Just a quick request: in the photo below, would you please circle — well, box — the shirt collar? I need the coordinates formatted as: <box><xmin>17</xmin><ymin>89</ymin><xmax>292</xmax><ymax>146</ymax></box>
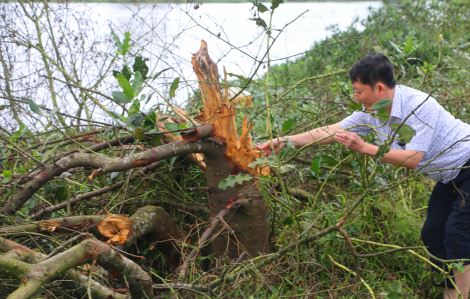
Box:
<box><xmin>390</xmin><ymin>85</ymin><xmax>402</xmax><ymax>119</ymax></box>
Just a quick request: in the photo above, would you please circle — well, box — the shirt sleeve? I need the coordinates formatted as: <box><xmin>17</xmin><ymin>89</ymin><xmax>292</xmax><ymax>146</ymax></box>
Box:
<box><xmin>404</xmin><ymin>99</ymin><xmax>439</xmax><ymax>152</ymax></box>
<box><xmin>340</xmin><ymin>112</ymin><xmax>373</xmax><ymax>136</ymax></box>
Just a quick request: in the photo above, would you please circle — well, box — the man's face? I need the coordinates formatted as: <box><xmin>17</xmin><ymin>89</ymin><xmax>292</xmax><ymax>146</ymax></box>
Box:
<box><xmin>351</xmin><ymin>80</ymin><xmax>380</xmax><ymax>109</ymax></box>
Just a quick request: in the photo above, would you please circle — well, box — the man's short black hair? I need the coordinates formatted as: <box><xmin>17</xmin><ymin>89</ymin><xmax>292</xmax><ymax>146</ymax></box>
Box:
<box><xmin>349</xmin><ymin>53</ymin><xmax>396</xmax><ymax>89</ymax></box>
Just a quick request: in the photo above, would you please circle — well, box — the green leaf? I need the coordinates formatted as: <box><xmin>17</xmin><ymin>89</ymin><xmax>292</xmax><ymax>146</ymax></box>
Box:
<box><xmin>26</xmin><ymin>98</ymin><xmax>44</xmax><ymax>116</ymax></box>
<box><xmin>153</xmin><ymin>68</ymin><xmax>171</xmax><ymax>80</ymax></box>
<box><xmin>403</xmin><ymin>37</ymin><xmax>413</xmax><ymax>54</ymax></box>
<box><xmin>279</xmin><ymin>138</ymin><xmax>295</xmax><ymax>159</ymax></box>
<box><xmin>164</xmin><ymin>122</ymin><xmax>180</xmax><ymax>136</ymax></box>
<box><xmin>169</xmin><ymin>77</ymin><xmax>180</xmax><ymax>99</ymax></box>
<box><xmin>386</xmin><ymin>281</ymin><xmax>402</xmax><ymax>299</ymax></box>
<box><xmin>122</xmin><ymin>31</ymin><xmax>131</xmax><ymax>56</ymax></box>
<box><xmin>282</xmin><ymin>119</ymin><xmax>294</xmax><ymax>133</ymax></box>
<box><xmin>111</xmin><ymin>91</ymin><xmax>132</xmax><ymax>104</ymax></box>
<box><xmin>145</xmin><ymin>92</ymin><xmax>156</xmax><ymax>104</ymax></box>
<box><xmin>48</xmin><ymin>107</ymin><xmax>59</xmax><ymax>120</ymax></box>
<box><xmin>282</xmin><ymin>217</ymin><xmax>293</xmax><ymax>226</ymax></box>
<box><xmin>348</xmin><ymin>101</ymin><xmax>362</xmax><ymax>112</ymax></box>
<box><xmin>133</xmin><ymin>56</ymin><xmax>149</xmax><ymax>79</ymax></box>
<box><xmin>24</xmin><ymin>197</ymin><xmax>38</xmax><ymax>209</ymax></box>
<box><xmin>248</xmin><ymin>157</ymin><xmax>277</xmax><ymax>168</ymax></box>
<box><xmin>132</xmin><ymin>71</ymin><xmax>143</xmax><ymax>95</ymax></box>
<box><xmin>390</xmin><ymin>41</ymin><xmax>404</xmax><ymax>57</ymax></box>
<box><xmin>370</xmin><ymin>99</ymin><xmax>392</xmax><ymax>111</ymax></box>
<box><xmin>271</xmin><ymin>0</ymin><xmax>283</xmax><ymax>10</ymax></box>
<box><xmin>151</xmin><ymin>135</ymin><xmax>164</xmax><ymax>147</ymax></box>
<box><xmin>121</xmin><ymin>65</ymin><xmax>132</xmax><ymax>81</ymax></box>
<box><xmin>457</xmin><ymin>42</ymin><xmax>470</xmax><ymax>49</ymax></box>
<box><xmin>432</xmin><ymin>271</ymin><xmax>445</xmax><ymax>286</ymax></box>
<box><xmin>249</xmin><ymin>18</ymin><xmax>267</xmax><ymax>28</ymax></box>
<box><xmin>454</xmin><ymin>262</ymin><xmax>466</xmax><ymax>273</ymax></box>
<box><xmin>218</xmin><ymin>174</ymin><xmax>253</xmax><ymax>190</ymax></box>
<box><xmin>128</xmin><ymin>99</ymin><xmax>141</xmax><ymax>116</ymax></box>
<box><xmin>268</xmin><ymin>285</ymin><xmax>278</xmax><ymax>294</ymax></box>
<box><xmin>2</xmin><ymin>177</ymin><xmax>11</xmax><ymax>183</ymax></box>
<box><xmin>321</xmin><ymin>155</ymin><xmax>338</xmax><ymax>166</ymax></box>
<box><xmin>389</xmin><ymin>123</ymin><xmax>416</xmax><ymax>143</ymax></box>
<box><xmin>375</xmin><ymin>144</ymin><xmax>391</xmax><ymax>159</ymax></box>
<box><xmin>311</xmin><ymin>158</ymin><xmax>321</xmax><ymax>175</ymax></box>
<box><xmin>9</xmin><ymin>124</ymin><xmax>25</xmax><ymax>142</ymax></box>
<box><xmin>134</xmin><ymin>128</ymin><xmax>144</xmax><ymax>141</ymax></box>
<box><xmin>56</xmin><ymin>185</ymin><xmax>68</xmax><ymax>201</ymax></box>
<box><xmin>167</xmin><ymin>156</ymin><xmax>179</xmax><ymax>166</ymax></box>
<box><xmin>250</xmin><ymin>1</ymin><xmax>268</xmax><ymax>13</ymax></box>
<box><xmin>116</xmin><ymin>74</ymin><xmax>134</xmax><ymax>99</ymax></box>
<box><xmin>126</xmin><ymin>113</ymin><xmax>145</xmax><ymax>129</ymax></box>
<box><xmin>109</xmin><ymin>111</ymin><xmax>124</xmax><ymax>120</ymax></box>
<box><xmin>376</xmin><ymin>110</ymin><xmax>390</xmax><ymax>123</ymax></box>
<box><xmin>43</xmin><ymin>184</ymin><xmax>55</xmax><ymax>195</ymax></box>
<box><xmin>111</xmin><ymin>30</ymin><xmax>122</xmax><ymax>53</ymax></box>
<box><xmin>2</xmin><ymin>170</ymin><xmax>11</xmax><ymax>177</ymax></box>
<box><xmin>41</xmin><ymin>149</ymin><xmax>55</xmax><ymax>162</ymax></box>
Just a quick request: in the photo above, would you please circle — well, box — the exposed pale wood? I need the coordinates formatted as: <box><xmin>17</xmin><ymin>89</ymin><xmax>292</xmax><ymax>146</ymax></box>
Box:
<box><xmin>191</xmin><ymin>40</ymin><xmax>267</xmax><ymax>177</ymax></box>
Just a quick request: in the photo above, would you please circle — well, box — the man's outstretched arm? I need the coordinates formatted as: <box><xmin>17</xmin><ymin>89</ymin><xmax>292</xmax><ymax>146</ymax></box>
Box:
<box><xmin>334</xmin><ymin>130</ymin><xmax>424</xmax><ymax>170</ymax></box>
<box><xmin>255</xmin><ymin>123</ymin><xmax>343</xmax><ymax>155</ymax></box>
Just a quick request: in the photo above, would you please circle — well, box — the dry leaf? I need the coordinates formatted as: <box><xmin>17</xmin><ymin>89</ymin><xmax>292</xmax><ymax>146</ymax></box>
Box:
<box><xmin>39</xmin><ymin>220</ymin><xmax>62</xmax><ymax>232</ymax></box>
<box><xmin>97</xmin><ymin>211</ymin><xmax>136</xmax><ymax>244</ymax></box>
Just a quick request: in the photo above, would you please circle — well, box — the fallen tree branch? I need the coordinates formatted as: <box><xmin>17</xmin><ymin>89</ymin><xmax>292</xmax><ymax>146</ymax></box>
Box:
<box><xmin>0</xmin><ymin>215</ymin><xmax>104</xmax><ymax>234</ymax></box>
<box><xmin>0</xmin><ymin>205</ymin><xmax>188</xmax><ymax>298</ymax></box>
<box><xmin>2</xmin><ymin>237</ymin><xmax>151</xmax><ymax>299</ymax></box>
<box><xmin>0</xmin><ymin>237</ymin><xmax>129</xmax><ymax>299</ymax></box>
<box><xmin>2</xmin><ymin>134</ymin><xmax>215</xmax><ymax>216</ymax></box>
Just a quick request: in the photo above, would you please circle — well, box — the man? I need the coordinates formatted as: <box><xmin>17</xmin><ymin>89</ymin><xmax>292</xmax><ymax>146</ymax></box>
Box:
<box><xmin>255</xmin><ymin>53</ymin><xmax>470</xmax><ymax>299</ymax></box>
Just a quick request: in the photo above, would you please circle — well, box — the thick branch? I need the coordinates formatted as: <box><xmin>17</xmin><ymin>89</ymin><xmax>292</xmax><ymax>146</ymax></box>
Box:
<box><xmin>2</xmin><ymin>137</ymin><xmax>215</xmax><ymax>216</ymax></box>
<box><xmin>5</xmin><ymin>238</ymin><xmax>150</xmax><ymax>299</ymax></box>
<box><xmin>0</xmin><ymin>215</ymin><xmax>104</xmax><ymax>234</ymax></box>
<box><xmin>0</xmin><ymin>236</ymin><xmax>129</xmax><ymax>299</ymax></box>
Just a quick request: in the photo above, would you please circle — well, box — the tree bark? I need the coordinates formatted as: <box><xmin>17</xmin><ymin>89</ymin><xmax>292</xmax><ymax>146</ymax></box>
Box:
<box><xmin>204</xmin><ymin>146</ymin><xmax>269</xmax><ymax>259</ymax></box>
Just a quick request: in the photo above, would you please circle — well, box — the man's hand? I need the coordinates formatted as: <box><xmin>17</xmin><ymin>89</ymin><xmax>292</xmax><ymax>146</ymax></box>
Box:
<box><xmin>254</xmin><ymin>139</ymin><xmax>286</xmax><ymax>156</ymax></box>
<box><xmin>334</xmin><ymin>130</ymin><xmax>366</xmax><ymax>153</ymax></box>
<box><xmin>334</xmin><ymin>130</ymin><xmax>425</xmax><ymax>169</ymax></box>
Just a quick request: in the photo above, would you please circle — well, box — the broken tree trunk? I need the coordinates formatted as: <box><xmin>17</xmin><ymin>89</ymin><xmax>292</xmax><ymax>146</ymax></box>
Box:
<box><xmin>0</xmin><ymin>206</ymin><xmax>185</xmax><ymax>298</ymax></box>
<box><xmin>191</xmin><ymin>40</ymin><xmax>269</xmax><ymax>259</ymax></box>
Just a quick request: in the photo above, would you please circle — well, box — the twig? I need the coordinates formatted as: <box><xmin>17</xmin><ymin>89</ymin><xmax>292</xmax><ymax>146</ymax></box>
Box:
<box><xmin>1</xmin><ymin>96</ymin><xmax>112</xmax><ymax>126</ymax></box>
<box><xmin>327</xmin><ymin>254</ymin><xmax>375</xmax><ymax>299</ymax></box>
<box><xmin>87</xmin><ymin>260</ymin><xmax>95</xmax><ymax>299</ymax></box>
<box><xmin>0</xmin><ymin>133</ymin><xmax>45</xmax><ymax>168</ymax></box>
<box><xmin>43</xmin><ymin>233</ymin><xmax>88</xmax><ymax>261</ymax></box>
<box><xmin>188</xmin><ymin>187</ymin><xmax>210</xmax><ymax>191</ymax></box>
